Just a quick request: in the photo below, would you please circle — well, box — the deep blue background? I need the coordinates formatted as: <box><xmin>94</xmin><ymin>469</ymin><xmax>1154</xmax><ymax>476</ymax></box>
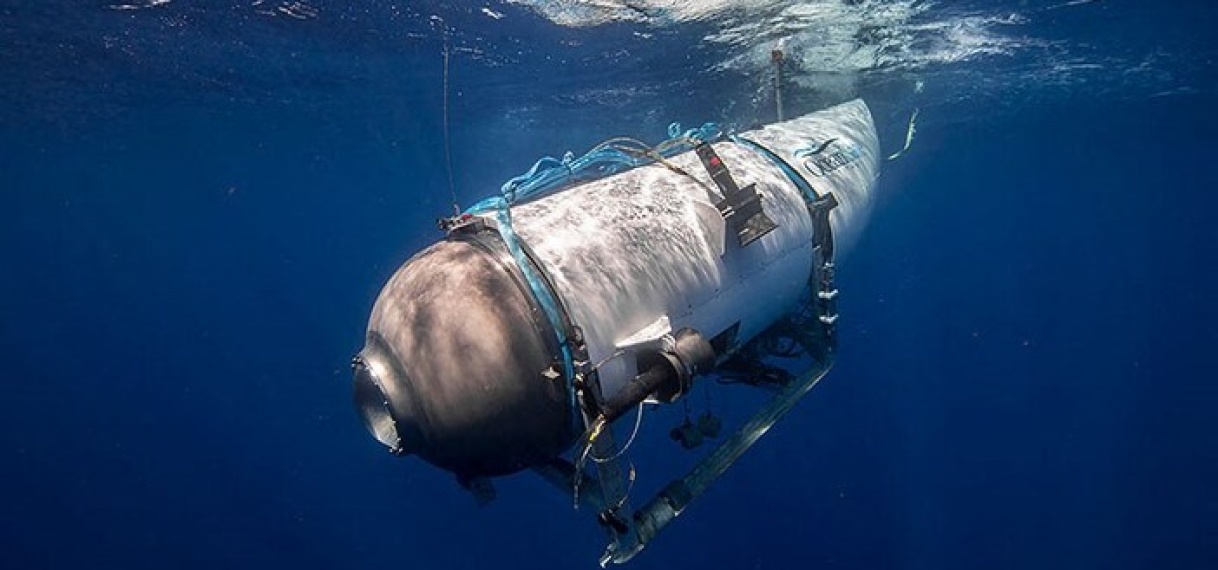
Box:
<box><xmin>2</xmin><ymin>2</ymin><xmax>1216</xmax><ymax>569</ymax></box>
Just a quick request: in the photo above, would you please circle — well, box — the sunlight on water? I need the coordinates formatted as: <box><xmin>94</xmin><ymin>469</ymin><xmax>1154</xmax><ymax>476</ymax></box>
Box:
<box><xmin>2</xmin><ymin>0</ymin><xmax>1204</xmax><ymax>129</ymax></box>
<box><xmin>509</xmin><ymin>0</ymin><xmax>1035</xmax><ymax>72</ymax></box>
<box><xmin>502</xmin><ymin>0</ymin><xmax>1197</xmax><ymax>116</ymax></box>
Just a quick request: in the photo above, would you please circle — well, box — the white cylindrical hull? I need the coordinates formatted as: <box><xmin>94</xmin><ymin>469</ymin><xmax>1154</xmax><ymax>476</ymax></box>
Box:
<box><xmin>509</xmin><ymin>99</ymin><xmax>880</xmax><ymax>399</ymax></box>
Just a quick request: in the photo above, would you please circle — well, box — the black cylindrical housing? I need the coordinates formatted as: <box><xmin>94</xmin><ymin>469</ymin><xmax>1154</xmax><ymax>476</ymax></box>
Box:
<box><xmin>601</xmin><ymin>328</ymin><xmax>715</xmax><ymax>423</ymax></box>
<box><xmin>601</xmin><ymin>361</ymin><xmax>677</xmax><ymax>424</ymax></box>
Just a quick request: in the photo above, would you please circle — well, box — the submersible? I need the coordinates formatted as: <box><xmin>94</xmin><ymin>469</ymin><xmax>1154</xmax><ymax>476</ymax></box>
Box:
<box><xmin>353</xmin><ymin>99</ymin><xmax>880</xmax><ymax>564</ymax></box>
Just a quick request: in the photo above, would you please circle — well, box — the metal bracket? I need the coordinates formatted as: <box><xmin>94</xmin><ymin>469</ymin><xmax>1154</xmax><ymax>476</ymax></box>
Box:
<box><xmin>695</xmin><ymin>143</ymin><xmax>778</xmax><ymax>247</ymax></box>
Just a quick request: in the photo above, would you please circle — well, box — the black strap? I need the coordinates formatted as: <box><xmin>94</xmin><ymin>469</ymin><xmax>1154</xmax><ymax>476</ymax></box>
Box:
<box><xmin>807</xmin><ymin>192</ymin><xmax>839</xmax><ymax>347</ymax></box>
<box><xmin>809</xmin><ymin>192</ymin><xmax>838</xmax><ymax>263</ymax></box>
<box><xmin>695</xmin><ymin>143</ymin><xmax>741</xmax><ymax>195</ymax></box>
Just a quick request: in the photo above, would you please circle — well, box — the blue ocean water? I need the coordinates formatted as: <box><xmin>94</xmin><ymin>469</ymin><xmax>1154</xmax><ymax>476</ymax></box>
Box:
<box><xmin>1</xmin><ymin>1</ymin><xmax>1216</xmax><ymax>568</ymax></box>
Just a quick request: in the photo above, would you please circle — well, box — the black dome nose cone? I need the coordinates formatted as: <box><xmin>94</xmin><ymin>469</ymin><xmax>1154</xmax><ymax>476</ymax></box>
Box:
<box><xmin>355</xmin><ymin>237</ymin><xmax>576</xmax><ymax>476</ymax></box>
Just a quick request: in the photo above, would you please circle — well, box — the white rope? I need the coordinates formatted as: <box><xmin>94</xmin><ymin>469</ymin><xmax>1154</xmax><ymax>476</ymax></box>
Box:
<box><xmin>592</xmin><ymin>403</ymin><xmax>645</xmax><ymax>464</ymax></box>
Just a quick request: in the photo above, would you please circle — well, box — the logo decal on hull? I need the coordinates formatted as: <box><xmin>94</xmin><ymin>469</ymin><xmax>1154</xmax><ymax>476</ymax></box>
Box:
<box><xmin>793</xmin><ymin>139</ymin><xmax>862</xmax><ymax>177</ymax></box>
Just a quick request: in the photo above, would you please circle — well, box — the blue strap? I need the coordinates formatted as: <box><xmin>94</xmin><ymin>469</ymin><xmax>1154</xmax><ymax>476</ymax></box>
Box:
<box><xmin>468</xmin><ymin>197</ymin><xmax>580</xmax><ymax>425</ymax></box>
<box><xmin>484</xmin><ymin>122</ymin><xmax>722</xmax><ymax>211</ymax></box>
<box><xmin>731</xmin><ymin>135</ymin><xmax>820</xmax><ymax>204</ymax></box>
